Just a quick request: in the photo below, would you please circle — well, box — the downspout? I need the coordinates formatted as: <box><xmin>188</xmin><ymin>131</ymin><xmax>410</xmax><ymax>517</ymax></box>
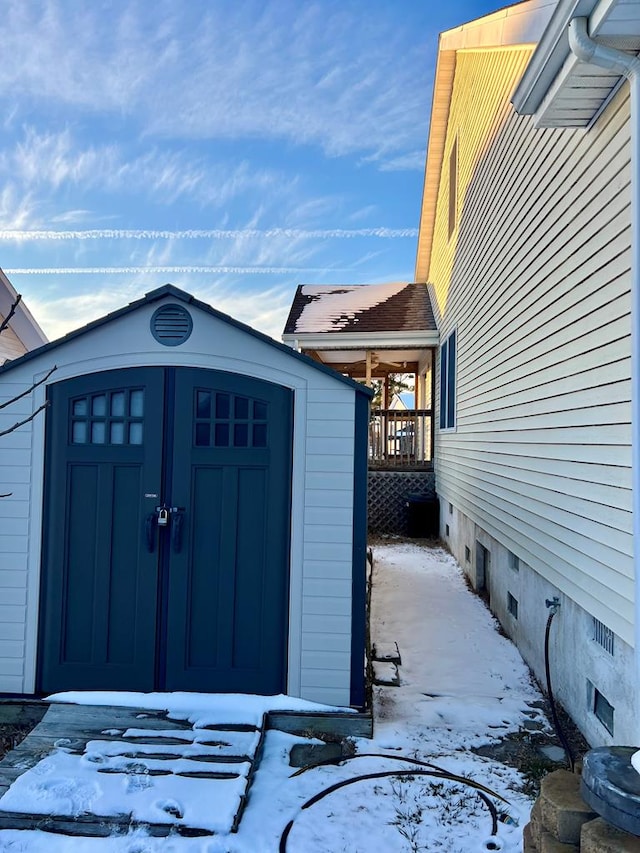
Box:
<box><xmin>568</xmin><ymin>17</ymin><xmax>640</xmax><ymax>742</ymax></box>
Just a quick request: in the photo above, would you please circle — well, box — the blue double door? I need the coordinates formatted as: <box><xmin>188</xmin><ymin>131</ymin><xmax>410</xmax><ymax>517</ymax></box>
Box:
<box><xmin>39</xmin><ymin>367</ymin><xmax>292</xmax><ymax>696</ymax></box>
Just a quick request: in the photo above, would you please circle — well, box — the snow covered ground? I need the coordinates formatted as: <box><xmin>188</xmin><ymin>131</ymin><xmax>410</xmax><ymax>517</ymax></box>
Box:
<box><xmin>0</xmin><ymin>542</ymin><xmax>544</xmax><ymax>852</ymax></box>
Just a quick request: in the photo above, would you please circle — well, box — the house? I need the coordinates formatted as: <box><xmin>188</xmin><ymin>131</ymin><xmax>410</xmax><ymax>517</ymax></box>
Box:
<box><xmin>0</xmin><ymin>285</ymin><xmax>371</xmax><ymax>708</ymax></box>
<box><xmin>418</xmin><ymin>0</ymin><xmax>640</xmax><ymax>746</ymax></box>
<box><xmin>0</xmin><ymin>269</ymin><xmax>48</xmax><ymax>363</ymax></box>
<box><xmin>283</xmin><ymin>281</ymin><xmax>439</xmax><ymax>533</ymax></box>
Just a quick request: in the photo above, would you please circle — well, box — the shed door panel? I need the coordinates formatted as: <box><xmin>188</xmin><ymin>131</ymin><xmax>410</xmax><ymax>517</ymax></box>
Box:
<box><xmin>165</xmin><ymin>368</ymin><xmax>292</xmax><ymax>694</ymax></box>
<box><xmin>40</xmin><ymin>369</ymin><xmax>163</xmax><ymax>693</ymax></box>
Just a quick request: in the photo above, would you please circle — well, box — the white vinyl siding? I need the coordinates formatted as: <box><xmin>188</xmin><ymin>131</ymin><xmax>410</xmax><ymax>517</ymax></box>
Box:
<box><xmin>434</xmin><ymin>68</ymin><xmax>633</xmax><ymax>644</ymax></box>
<box><xmin>0</xmin><ymin>300</ymin><xmax>361</xmax><ymax>704</ymax></box>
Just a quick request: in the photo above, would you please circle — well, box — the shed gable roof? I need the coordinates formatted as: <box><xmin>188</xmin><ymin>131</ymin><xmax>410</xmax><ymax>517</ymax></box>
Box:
<box><xmin>0</xmin><ymin>284</ymin><xmax>372</xmax><ymax>396</ymax></box>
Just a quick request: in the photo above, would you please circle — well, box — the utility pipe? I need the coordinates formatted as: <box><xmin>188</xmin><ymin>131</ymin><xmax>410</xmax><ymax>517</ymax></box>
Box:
<box><xmin>569</xmin><ymin>17</ymin><xmax>640</xmax><ymax>743</ymax></box>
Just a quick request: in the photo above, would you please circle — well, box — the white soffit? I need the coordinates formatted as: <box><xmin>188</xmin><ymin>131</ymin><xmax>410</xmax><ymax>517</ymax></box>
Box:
<box><xmin>524</xmin><ymin>0</ymin><xmax>640</xmax><ymax>127</ymax></box>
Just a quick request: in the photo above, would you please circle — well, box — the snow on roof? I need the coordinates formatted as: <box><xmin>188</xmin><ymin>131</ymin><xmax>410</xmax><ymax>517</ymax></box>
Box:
<box><xmin>283</xmin><ymin>281</ymin><xmax>437</xmax><ymax>335</ymax></box>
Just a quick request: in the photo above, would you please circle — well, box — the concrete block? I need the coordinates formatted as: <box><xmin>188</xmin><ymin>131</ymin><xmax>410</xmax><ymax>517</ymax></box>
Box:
<box><xmin>523</xmin><ymin>821</ymin><xmax>539</xmax><ymax>852</ymax></box>
<box><xmin>530</xmin><ymin>798</ymin><xmax>544</xmax><ymax>848</ymax></box>
<box><xmin>539</xmin><ymin>830</ymin><xmax>579</xmax><ymax>852</ymax></box>
<box><xmin>581</xmin><ymin>817</ymin><xmax>640</xmax><ymax>852</ymax></box>
<box><xmin>541</xmin><ymin>769</ymin><xmax>598</xmax><ymax>844</ymax></box>
<box><xmin>289</xmin><ymin>741</ymin><xmax>343</xmax><ymax>767</ymax></box>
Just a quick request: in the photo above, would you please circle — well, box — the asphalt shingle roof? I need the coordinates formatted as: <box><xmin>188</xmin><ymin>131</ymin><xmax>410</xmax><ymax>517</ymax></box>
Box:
<box><xmin>283</xmin><ymin>282</ymin><xmax>437</xmax><ymax>335</ymax></box>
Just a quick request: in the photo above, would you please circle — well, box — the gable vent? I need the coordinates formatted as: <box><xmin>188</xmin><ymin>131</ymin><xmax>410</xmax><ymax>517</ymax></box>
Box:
<box><xmin>150</xmin><ymin>303</ymin><xmax>193</xmax><ymax>346</ymax></box>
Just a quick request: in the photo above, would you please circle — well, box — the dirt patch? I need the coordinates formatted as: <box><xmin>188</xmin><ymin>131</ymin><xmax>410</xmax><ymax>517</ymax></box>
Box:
<box><xmin>0</xmin><ymin>723</ymin><xmax>33</xmax><ymax>760</ymax></box>
<box><xmin>472</xmin><ymin>697</ymin><xmax>589</xmax><ymax>798</ymax></box>
<box><xmin>0</xmin><ymin>702</ymin><xmax>47</xmax><ymax>762</ymax></box>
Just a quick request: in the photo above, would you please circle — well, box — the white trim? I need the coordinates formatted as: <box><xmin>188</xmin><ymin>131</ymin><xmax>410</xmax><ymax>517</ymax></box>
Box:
<box><xmin>282</xmin><ymin>330</ymin><xmax>439</xmax><ymax>350</ymax></box>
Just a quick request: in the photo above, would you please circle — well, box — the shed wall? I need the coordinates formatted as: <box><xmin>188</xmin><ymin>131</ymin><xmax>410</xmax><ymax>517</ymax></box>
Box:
<box><xmin>0</xmin><ymin>298</ymin><xmax>361</xmax><ymax>705</ymax></box>
<box><xmin>429</xmin><ymin>50</ymin><xmax>632</xmax><ymax>645</ymax></box>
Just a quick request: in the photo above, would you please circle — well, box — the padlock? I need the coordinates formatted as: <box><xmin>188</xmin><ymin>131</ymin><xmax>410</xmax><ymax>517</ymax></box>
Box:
<box><xmin>157</xmin><ymin>506</ymin><xmax>169</xmax><ymax>527</ymax></box>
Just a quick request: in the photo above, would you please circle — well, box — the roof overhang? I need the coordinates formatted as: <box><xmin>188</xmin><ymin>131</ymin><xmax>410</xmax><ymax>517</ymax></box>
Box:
<box><xmin>513</xmin><ymin>0</ymin><xmax>640</xmax><ymax>126</ymax></box>
<box><xmin>0</xmin><ymin>268</ymin><xmax>48</xmax><ymax>349</ymax></box>
<box><xmin>415</xmin><ymin>0</ymin><xmax>556</xmax><ymax>282</ymax></box>
<box><xmin>282</xmin><ymin>330</ymin><xmax>439</xmax><ymax>351</ymax></box>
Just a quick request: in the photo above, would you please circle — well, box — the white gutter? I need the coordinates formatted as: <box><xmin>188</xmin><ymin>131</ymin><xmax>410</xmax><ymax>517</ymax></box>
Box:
<box><xmin>568</xmin><ymin>16</ymin><xmax>640</xmax><ymax>742</ymax></box>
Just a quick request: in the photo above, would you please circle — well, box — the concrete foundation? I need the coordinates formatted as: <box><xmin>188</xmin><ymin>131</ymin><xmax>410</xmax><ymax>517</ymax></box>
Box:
<box><xmin>441</xmin><ymin>503</ymin><xmax>639</xmax><ymax>747</ymax></box>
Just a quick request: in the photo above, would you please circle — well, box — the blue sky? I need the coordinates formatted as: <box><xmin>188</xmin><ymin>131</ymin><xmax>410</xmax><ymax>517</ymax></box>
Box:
<box><xmin>1</xmin><ymin>0</ymin><xmax>503</xmax><ymax>341</ymax></box>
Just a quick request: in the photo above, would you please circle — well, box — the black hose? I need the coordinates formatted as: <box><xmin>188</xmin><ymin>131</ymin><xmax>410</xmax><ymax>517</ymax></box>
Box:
<box><xmin>290</xmin><ymin>752</ymin><xmax>509</xmax><ymax>805</ymax></box>
<box><xmin>545</xmin><ymin>609</ymin><xmax>575</xmax><ymax>772</ymax></box>
<box><xmin>279</xmin><ymin>767</ymin><xmax>504</xmax><ymax>851</ymax></box>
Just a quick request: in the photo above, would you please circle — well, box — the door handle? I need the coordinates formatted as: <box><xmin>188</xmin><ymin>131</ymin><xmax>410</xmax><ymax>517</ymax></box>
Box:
<box><xmin>145</xmin><ymin>512</ymin><xmax>157</xmax><ymax>553</ymax></box>
<box><xmin>172</xmin><ymin>508</ymin><xmax>185</xmax><ymax>553</ymax></box>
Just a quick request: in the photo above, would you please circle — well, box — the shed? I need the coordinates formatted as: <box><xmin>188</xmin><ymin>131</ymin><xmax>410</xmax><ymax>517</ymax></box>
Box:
<box><xmin>0</xmin><ymin>285</ymin><xmax>371</xmax><ymax>708</ymax></box>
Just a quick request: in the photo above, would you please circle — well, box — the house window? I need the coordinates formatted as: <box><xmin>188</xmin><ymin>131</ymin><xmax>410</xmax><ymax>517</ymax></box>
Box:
<box><xmin>439</xmin><ymin>329</ymin><xmax>456</xmax><ymax>430</ymax></box>
<box><xmin>448</xmin><ymin>137</ymin><xmax>458</xmax><ymax>239</ymax></box>
<box><xmin>507</xmin><ymin>592</ymin><xmax>518</xmax><ymax>620</ymax></box>
<box><xmin>508</xmin><ymin>551</ymin><xmax>519</xmax><ymax>572</ymax></box>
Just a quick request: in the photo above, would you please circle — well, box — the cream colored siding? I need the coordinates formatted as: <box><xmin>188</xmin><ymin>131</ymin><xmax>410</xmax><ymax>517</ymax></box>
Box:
<box><xmin>0</xmin><ymin>322</ymin><xmax>27</xmax><ymax>363</ymax></box>
<box><xmin>0</xmin><ymin>298</ymin><xmax>361</xmax><ymax>704</ymax></box>
<box><xmin>431</xmin><ymin>53</ymin><xmax>632</xmax><ymax>643</ymax></box>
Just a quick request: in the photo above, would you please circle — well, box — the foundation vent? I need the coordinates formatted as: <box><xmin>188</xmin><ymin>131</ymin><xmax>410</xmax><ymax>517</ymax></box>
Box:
<box><xmin>593</xmin><ymin>686</ymin><xmax>614</xmax><ymax>735</ymax></box>
<box><xmin>592</xmin><ymin>617</ymin><xmax>614</xmax><ymax>655</ymax></box>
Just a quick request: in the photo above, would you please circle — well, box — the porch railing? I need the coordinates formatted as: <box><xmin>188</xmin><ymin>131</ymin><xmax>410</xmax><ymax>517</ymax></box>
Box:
<box><xmin>369</xmin><ymin>408</ymin><xmax>433</xmax><ymax>467</ymax></box>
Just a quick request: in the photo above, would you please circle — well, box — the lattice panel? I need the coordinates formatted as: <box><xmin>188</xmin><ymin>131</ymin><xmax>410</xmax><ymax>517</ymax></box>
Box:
<box><xmin>368</xmin><ymin>471</ymin><xmax>436</xmax><ymax>535</ymax></box>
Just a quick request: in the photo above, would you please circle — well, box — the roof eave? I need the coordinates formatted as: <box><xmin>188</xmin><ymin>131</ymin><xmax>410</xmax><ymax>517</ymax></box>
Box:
<box><xmin>283</xmin><ymin>330</ymin><xmax>440</xmax><ymax>350</ymax></box>
<box><xmin>513</xmin><ymin>0</ymin><xmax>600</xmax><ymax>113</ymax></box>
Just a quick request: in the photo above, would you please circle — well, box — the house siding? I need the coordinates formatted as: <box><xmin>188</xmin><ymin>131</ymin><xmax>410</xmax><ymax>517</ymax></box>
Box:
<box><xmin>0</xmin><ymin>297</ymin><xmax>363</xmax><ymax>705</ymax></box>
<box><xmin>427</xmin><ymin>47</ymin><xmax>633</xmax><ymax>740</ymax></box>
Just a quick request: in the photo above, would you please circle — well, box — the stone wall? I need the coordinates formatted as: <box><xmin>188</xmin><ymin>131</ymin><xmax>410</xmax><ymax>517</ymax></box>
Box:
<box><xmin>525</xmin><ymin>769</ymin><xmax>640</xmax><ymax>852</ymax></box>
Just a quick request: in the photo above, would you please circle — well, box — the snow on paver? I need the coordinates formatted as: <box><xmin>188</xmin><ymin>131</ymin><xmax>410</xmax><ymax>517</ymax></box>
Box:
<box><xmin>0</xmin><ymin>543</ymin><xmax>542</xmax><ymax>852</ymax></box>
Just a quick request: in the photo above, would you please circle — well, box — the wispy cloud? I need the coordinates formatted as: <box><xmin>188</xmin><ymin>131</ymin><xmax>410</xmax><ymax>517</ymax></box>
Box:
<box><xmin>6</xmin><ymin>265</ymin><xmax>351</xmax><ymax>275</ymax></box>
<box><xmin>0</xmin><ymin>0</ymin><xmax>430</xmax><ymax>170</ymax></box>
<box><xmin>0</xmin><ymin>127</ymin><xmax>286</xmax><ymax>208</ymax></box>
<box><xmin>0</xmin><ymin>227</ymin><xmax>417</xmax><ymax>242</ymax></box>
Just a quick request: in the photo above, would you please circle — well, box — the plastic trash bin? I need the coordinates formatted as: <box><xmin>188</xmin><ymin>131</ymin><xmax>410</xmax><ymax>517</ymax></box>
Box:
<box><xmin>406</xmin><ymin>493</ymin><xmax>439</xmax><ymax>538</ymax></box>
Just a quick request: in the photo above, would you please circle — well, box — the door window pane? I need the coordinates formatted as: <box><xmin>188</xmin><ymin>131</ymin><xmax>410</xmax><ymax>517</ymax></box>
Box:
<box><xmin>110</xmin><ymin>392</ymin><xmax>125</xmax><ymax>417</ymax></box>
<box><xmin>91</xmin><ymin>422</ymin><xmax>106</xmax><ymax>444</ymax></box>
<box><xmin>110</xmin><ymin>422</ymin><xmax>125</xmax><ymax>444</ymax></box>
<box><xmin>129</xmin><ymin>422</ymin><xmax>143</xmax><ymax>445</ymax></box>
<box><xmin>234</xmin><ymin>397</ymin><xmax>249</xmax><ymax>419</ymax></box>
<box><xmin>214</xmin><ymin>423</ymin><xmax>229</xmax><ymax>447</ymax></box>
<box><xmin>195</xmin><ymin>423</ymin><xmax>210</xmax><ymax>446</ymax></box>
<box><xmin>253</xmin><ymin>423</ymin><xmax>267</xmax><ymax>447</ymax></box>
<box><xmin>129</xmin><ymin>390</ymin><xmax>144</xmax><ymax>418</ymax></box>
<box><xmin>234</xmin><ymin>423</ymin><xmax>248</xmax><ymax>447</ymax></box>
<box><xmin>72</xmin><ymin>421</ymin><xmax>87</xmax><ymax>444</ymax></box>
<box><xmin>72</xmin><ymin>398</ymin><xmax>88</xmax><ymax>417</ymax></box>
<box><xmin>92</xmin><ymin>395</ymin><xmax>107</xmax><ymax>417</ymax></box>
<box><xmin>253</xmin><ymin>400</ymin><xmax>267</xmax><ymax>420</ymax></box>
<box><xmin>216</xmin><ymin>393</ymin><xmax>230</xmax><ymax>419</ymax></box>
<box><xmin>196</xmin><ymin>391</ymin><xmax>211</xmax><ymax>419</ymax></box>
